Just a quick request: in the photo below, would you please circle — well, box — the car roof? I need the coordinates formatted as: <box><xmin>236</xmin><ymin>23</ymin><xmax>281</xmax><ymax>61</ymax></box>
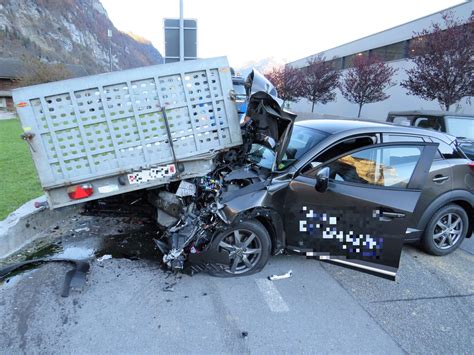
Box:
<box><xmin>295</xmin><ymin>118</ymin><xmax>456</xmax><ymax>142</ymax></box>
<box><xmin>387</xmin><ymin>110</ymin><xmax>474</xmax><ymax>118</ymax></box>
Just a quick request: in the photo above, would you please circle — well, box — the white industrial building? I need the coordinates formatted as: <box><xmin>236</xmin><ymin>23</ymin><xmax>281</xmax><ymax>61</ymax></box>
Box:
<box><xmin>288</xmin><ymin>1</ymin><xmax>473</xmax><ymax>120</ymax></box>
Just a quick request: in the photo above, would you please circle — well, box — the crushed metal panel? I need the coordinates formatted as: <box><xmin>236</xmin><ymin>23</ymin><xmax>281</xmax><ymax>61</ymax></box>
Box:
<box><xmin>13</xmin><ymin>57</ymin><xmax>242</xmax><ymax>190</ymax></box>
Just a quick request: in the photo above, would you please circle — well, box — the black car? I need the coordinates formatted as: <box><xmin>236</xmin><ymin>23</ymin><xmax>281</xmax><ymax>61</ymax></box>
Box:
<box><xmin>386</xmin><ymin>111</ymin><xmax>474</xmax><ymax>160</ymax></box>
<box><xmin>155</xmin><ymin>74</ymin><xmax>473</xmax><ymax>281</ymax></box>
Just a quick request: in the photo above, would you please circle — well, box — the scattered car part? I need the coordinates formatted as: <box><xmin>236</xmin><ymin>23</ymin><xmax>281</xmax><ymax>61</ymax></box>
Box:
<box><xmin>97</xmin><ymin>254</ymin><xmax>112</xmax><ymax>262</ymax></box>
<box><xmin>268</xmin><ymin>270</ymin><xmax>293</xmax><ymax>281</ymax></box>
<box><xmin>0</xmin><ymin>258</ymin><xmax>90</xmax><ymax>297</ymax></box>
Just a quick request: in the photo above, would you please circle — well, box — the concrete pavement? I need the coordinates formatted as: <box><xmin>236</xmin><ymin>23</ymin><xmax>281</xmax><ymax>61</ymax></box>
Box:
<box><xmin>0</xmin><ymin>212</ymin><xmax>472</xmax><ymax>354</ymax></box>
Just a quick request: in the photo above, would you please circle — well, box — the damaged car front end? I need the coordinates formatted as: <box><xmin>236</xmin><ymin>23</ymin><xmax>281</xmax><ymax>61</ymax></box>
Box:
<box><xmin>154</xmin><ymin>71</ymin><xmax>296</xmax><ymax>276</ymax></box>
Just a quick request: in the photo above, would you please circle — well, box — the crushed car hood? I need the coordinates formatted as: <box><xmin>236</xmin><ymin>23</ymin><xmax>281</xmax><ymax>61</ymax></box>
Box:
<box><xmin>244</xmin><ymin>70</ymin><xmax>297</xmax><ymax>170</ymax></box>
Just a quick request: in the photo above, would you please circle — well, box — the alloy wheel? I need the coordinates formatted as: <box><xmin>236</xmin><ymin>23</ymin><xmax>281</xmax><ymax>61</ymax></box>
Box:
<box><xmin>218</xmin><ymin>229</ymin><xmax>262</xmax><ymax>274</ymax></box>
<box><xmin>432</xmin><ymin>212</ymin><xmax>464</xmax><ymax>250</ymax></box>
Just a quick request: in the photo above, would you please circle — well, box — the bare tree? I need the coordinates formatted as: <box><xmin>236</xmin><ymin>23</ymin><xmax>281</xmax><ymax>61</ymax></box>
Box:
<box><xmin>15</xmin><ymin>55</ymin><xmax>72</xmax><ymax>87</ymax></box>
<box><xmin>401</xmin><ymin>12</ymin><xmax>473</xmax><ymax>111</ymax></box>
<box><xmin>265</xmin><ymin>65</ymin><xmax>302</xmax><ymax>107</ymax></box>
<box><xmin>300</xmin><ymin>56</ymin><xmax>340</xmax><ymax>112</ymax></box>
<box><xmin>340</xmin><ymin>55</ymin><xmax>397</xmax><ymax>118</ymax></box>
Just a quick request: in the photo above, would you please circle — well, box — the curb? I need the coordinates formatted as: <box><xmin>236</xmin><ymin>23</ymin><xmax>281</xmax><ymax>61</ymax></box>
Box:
<box><xmin>0</xmin><ymin>196</ymin><xmax>83</xmax><ymax>259</ymax></box>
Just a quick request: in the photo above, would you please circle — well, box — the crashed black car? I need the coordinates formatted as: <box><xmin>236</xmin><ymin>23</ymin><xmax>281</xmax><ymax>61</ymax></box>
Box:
<box><xmin>153</xmin><ymin>71</ymin><xmax>473</xmax><ymax>281</ymax></box>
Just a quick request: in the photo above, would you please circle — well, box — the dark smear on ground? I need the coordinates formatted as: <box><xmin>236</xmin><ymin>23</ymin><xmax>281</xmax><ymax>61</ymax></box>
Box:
<box><xmin>1</xmin><ymin>191</ymin><xmax>166</xmax><ymax>284</ymax></box>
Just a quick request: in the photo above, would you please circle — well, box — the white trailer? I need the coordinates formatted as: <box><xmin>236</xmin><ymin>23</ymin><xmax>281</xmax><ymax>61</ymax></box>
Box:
<box><xmin>13</xmin><ymin>57</ymin><xmax>242</xmax><ymax>208</ymax></box>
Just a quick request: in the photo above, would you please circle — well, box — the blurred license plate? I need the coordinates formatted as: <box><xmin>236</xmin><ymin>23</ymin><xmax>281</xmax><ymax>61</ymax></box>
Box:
<box><xmin>128</xmin><ymin>164</ymin><xmax>176</xmax><ymax>184</ymax></box>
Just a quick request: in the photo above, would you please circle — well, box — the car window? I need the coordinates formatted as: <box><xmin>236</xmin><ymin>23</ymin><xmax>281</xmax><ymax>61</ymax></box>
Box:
<box><xmin>445</xmin><ymin>116</ymin><xmax>474</xmax><ymax>140</ymax></box>
<box><xmin>414</xmin><ymin>117</ymin><xmax>442</xmax><ymax>131</ymax></box>
<box><xmin>301</xmin><ymin>135</ymin><xmax>376</xmax><ymax>174</ymax></box>
<box><xmin>390</xmin><ymin>116</ymin><xmax>412</xmax><ymax>126</ymax></box>
<box><xmin>232</xmin><ymin>82</ymin><xmax>247</xmax><ymax>100</ymax></box>
<box><xmin>325</xmin><ymin>145</ymin><xmax>423</xmax><ymax>189</ymax></box>
<box><xmin>277</xmin><ymin>126</ymin><xmax>329</xmax><ymax>170</ymax></box>
<box><xmin>383</xmin><ymin>134</ymin><xmax>424</xmax><ymax>142</ymax></box>
<box><xmin>430</xmin><ymin>137</ymin><xmax>463</xmax><ymax>159</ymax></box>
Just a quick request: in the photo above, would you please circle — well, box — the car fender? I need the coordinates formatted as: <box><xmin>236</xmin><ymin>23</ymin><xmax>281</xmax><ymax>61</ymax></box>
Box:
<box><xmin>416</xmin><ymin>189</ymin><xmax>474</xmax><ymax>238</ymax></box>
<box><xmin>219</xmin><ymin>189</ymin><xmax>286</xmax><ymax>251</ymax></box>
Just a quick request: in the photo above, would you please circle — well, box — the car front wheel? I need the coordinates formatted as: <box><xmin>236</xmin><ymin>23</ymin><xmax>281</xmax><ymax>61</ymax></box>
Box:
<box><xmin>208</xmin><ymin>219</ymin><xmax>271</xmax><ymax>277</ymax></box>
<box><xmin>422</xmin><ymin>204</ymin><xmax>469</xmax><ymax>256</ymax></box>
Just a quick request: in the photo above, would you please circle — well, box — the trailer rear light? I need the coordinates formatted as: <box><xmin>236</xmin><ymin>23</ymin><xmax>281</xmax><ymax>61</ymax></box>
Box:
<box><xmin>67</xmin><ymin>184</ymin><xmax>93</xmax><ymax>200</ymax></box>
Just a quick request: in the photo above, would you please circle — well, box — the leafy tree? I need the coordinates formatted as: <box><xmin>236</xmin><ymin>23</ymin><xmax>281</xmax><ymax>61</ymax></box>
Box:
<box><xmin>340</xmin><ymin>55</ymin><xmax>397</xmax><ymax>118</ymax></box>
<box><xmin>265</xmin><ymin>65</ymin><xmax>302</xmax><ymax>107</ymax></box>
<box><xmin>15</xmin><ymin>55</ymin><xmax>72</xmax><ymax>87</ymax></box>
<box><xmin>300</xmin><ymin>56</ymin><xmax>340</xmax><ymax>112</ymax></box>
<box><xmin>401</xmin><ymin>12</ymin><xmax>473</xmax><ymax>111</ymax></box>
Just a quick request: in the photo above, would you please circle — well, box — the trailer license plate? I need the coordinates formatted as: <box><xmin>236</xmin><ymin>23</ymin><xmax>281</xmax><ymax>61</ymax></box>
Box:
<box><xmin>127</xmin><ymin>164</ymin><xmax>176</xmax><ymax>184</ymax></box>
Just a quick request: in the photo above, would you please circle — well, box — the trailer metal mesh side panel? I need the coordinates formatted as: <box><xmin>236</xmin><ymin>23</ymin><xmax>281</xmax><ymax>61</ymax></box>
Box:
<box><xmin>13</xmin><ymin>57</ymin><xmax>241</xmax><ymax>190</ymax></box>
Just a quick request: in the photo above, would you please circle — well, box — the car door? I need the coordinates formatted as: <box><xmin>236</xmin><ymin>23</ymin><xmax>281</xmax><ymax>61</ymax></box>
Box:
<box><xmin>283</xmin><ymin>142</ymin><xmax>438</xmax><ymax>280</ymax></box>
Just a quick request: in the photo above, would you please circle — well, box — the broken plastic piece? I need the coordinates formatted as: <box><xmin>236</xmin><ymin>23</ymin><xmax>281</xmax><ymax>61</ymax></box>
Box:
<box><xmin>97</xmin><ymin>254</ymin><xmax>112</xmax><ymax>262</ymax></box>
<box><xmin>268</xmin><ymin>270</ymin><xmax>293</xmax><ymax>281</ymax></box>
<box><xmin>34</xmin><ymin>200</ymin><xmax>49</xmax><ymax>209</ymax></box>
<box><xmin>163</xmin><ymin>282</ymin><xmax>177</xmax><ymax>292</ymax></box>
<box><xmin>74</xmin><ymin>227</ymin><xmax>90</xmax><ymax>233</ymax></box>
<box><xmin>176</xmin><ymin>180</ymin><xmax>197</xmax><ymax>197</ymax></box>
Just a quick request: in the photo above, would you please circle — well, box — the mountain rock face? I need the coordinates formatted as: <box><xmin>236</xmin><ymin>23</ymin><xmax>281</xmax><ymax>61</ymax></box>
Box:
<box><xmin>0</xmin><ymin>0</ymin><xmax>163</xmax><ymax>74</ymax></box>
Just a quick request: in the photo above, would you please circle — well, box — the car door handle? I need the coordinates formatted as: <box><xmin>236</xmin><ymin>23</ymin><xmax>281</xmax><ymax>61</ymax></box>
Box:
<box><xmin>381</xmin><ymin>211</ymin><xmax>406</xmax><ymax>219</ymax></box>
<box><xmin>432</xmin><ymin>175</ymin><xmax>449</xmax><ymax>183</ymax></box>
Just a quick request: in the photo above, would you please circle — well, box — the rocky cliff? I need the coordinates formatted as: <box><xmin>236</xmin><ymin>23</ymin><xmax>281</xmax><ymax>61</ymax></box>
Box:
<box><xmin>0</xmin><ymin>0</ymin><xmax>163</xmax><ymax>74</ymax></box>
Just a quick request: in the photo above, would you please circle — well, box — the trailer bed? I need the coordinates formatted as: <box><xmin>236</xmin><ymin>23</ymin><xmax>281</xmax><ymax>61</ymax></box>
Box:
<box><xmin>13</xmin><ymin>57</ymin><xmax>242</xmax><ymax>208</ymax></box>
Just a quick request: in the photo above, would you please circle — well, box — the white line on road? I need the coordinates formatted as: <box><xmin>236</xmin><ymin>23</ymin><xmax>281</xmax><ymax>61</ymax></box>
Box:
<box><xmin>255</xmin><ymin>278</ymin><xmax>290</xmax><ymax>313</ymax></box>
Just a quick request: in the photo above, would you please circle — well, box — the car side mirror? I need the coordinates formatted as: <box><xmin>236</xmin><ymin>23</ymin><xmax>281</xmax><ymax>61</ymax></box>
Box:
<box><xmin>315</xmin><ymin>167</ymin><xmax>330</xmax><ymax>193</ymax></box>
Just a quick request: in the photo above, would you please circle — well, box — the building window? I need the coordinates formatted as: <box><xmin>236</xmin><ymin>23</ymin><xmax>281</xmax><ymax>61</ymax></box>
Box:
<box><xmin>369</xmin><ymin>41</ymin><xmax>407</xmax><ymax>62</ymax></box>
<box><xmin>343</xmin><ymin>51</ymin><xmax>368</xmax><ymax>69</ymax></box>
<box><xmin>327</xmin><ymin>58</ymin><xmax>343</xmax><ymax>70</ymax></box>
<box><xmin>0</xmin><ymin>98</ymin><xmax>6</xmax><ymax>109</ymax></box>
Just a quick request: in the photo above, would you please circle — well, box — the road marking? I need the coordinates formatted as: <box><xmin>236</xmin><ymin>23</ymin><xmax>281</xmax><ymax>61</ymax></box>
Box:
<box><xmin>255</xmin><ymin>278</ymin><xmax>289</xmax><ymax>313</ymax></box>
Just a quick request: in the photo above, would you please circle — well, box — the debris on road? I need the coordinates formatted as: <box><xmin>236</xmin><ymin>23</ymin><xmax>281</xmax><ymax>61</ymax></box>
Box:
<box><xmin>97</xmin><ymin>254</ymin><xmax>112</xmax><ymax>262</ymax></box>
<box><xmin>74</xmin><ymin>226</ymin><xmax>90</xmax><ymax>233</ymax></box>
<box><xmin>163</xmin><ymin>282</ymin><xmax>177</xmax><ymax>292</ymax></box>
<box><xmin>268</xmin><ymin>270</ymin><xmax>293</xmax><ymax>281</ymax></box>
<box><xmin>241</xmin><ymin>331</ymin><xmax>249</xmax><ymax>338</ymax></box>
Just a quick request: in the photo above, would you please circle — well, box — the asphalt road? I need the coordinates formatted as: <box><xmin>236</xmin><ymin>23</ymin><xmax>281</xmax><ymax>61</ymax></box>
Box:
<box><xmin>0</xmin><ymin>213</ymin><xmax>473</xmax><ymax>354</ymax></box>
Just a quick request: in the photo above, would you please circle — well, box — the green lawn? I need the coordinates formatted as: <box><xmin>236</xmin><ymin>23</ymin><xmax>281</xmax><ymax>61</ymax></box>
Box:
<box><xmin>0</xmin><ymin>118</ymin><xmax>42</xmax><ymax>220</ymax></box>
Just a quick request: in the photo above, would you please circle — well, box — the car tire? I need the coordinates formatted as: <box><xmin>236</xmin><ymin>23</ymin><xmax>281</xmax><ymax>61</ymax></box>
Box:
<box><xmin>208</xmin><ymin>219</ymin><xmax>271</xmax><ymax>277</ymax></box>
<box><xmin>422</xmin><ymin>204</ymin><xmax>469</xmax><ymax>256</ymax></box>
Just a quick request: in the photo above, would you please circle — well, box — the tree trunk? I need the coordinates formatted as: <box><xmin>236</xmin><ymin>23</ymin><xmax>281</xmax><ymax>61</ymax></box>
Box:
<box><xmin>445</xmin><ymin>103</ymin><xmax>451</xmax><ymax>111</ymax></box>
<box><xmin>311</xmin><ymin>101</ymin><xmax>315</xmax><ymax>113</ymax></box>
<box><xmin>357</xmin><ymin>104</ymin><xmax>363</xmax><ymax>118</ymax></box>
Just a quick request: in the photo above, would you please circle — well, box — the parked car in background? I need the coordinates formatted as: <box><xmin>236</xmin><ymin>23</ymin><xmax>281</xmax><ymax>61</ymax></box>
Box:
<box><xmin>386</xmin><ymin>111</ymin><xmax>474</xmax><ymax>160</ymax></box>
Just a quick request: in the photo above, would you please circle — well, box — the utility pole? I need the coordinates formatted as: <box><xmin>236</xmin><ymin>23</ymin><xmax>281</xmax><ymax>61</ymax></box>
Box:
<box><xmin>108</xmin><ymin>29</ymin><xmax>113</xmax><ymax>71</ymax></box>
<box><xmin>179</xmin><ymin>0</ymin><xmax>184</xmax><ymax>62</ymax></box>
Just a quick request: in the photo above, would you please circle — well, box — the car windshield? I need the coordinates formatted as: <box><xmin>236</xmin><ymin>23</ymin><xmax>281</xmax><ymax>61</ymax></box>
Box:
<box><xmin>445</xmin><ymin>116</ymin><xmax>474</xmax><ymax>140</ymax></box>
<box><xmin>247</xmin><ymin>144</ymin><xmax>275</xmax><ymax>169</ymax></box>
<box><xmin>247</xmin><ymin>125</ymin><xmax>328</xmax><ymax>170</ymax></box>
